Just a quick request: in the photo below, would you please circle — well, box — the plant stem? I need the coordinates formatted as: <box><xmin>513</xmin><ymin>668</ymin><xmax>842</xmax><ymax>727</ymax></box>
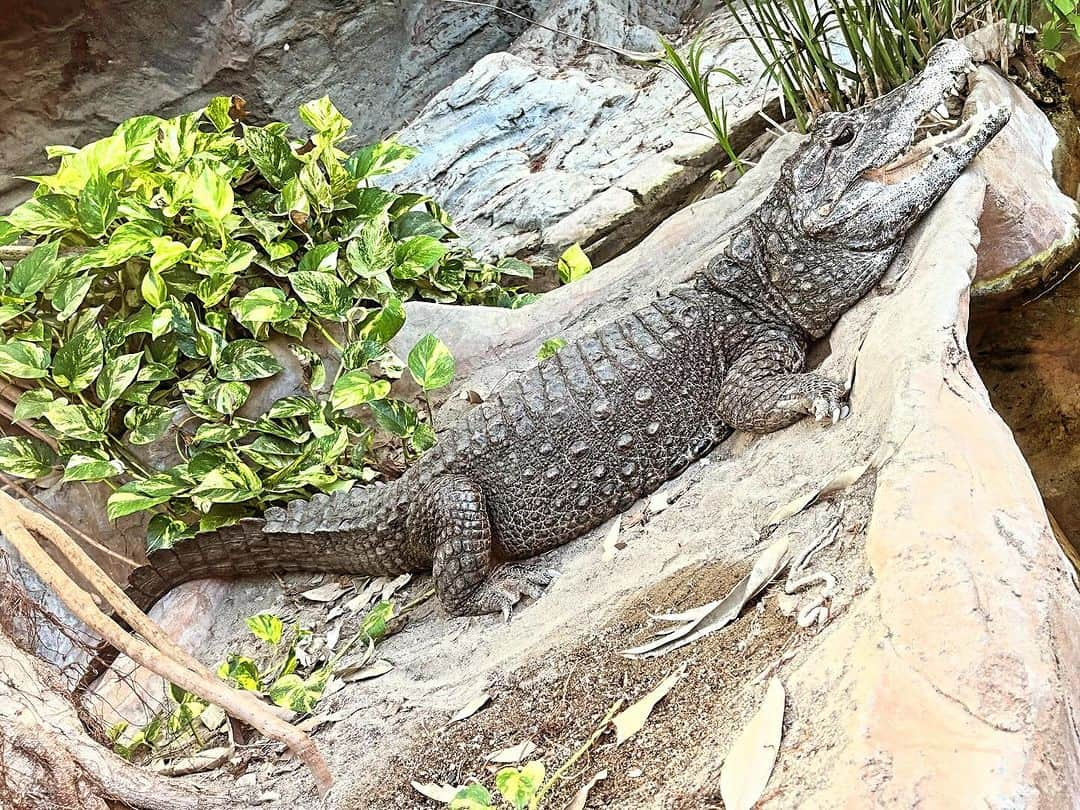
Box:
<box><xmin>530</xmin><ymin>699</ymin><xmax>624</xmax><ymax>810</ymax></box>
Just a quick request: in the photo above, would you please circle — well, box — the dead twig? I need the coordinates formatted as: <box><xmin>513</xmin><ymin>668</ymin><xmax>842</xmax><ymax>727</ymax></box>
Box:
<box><xmin>0</xmin><ymin>491</ymin><xmax>334</xmax><ymax>796</ymax></box>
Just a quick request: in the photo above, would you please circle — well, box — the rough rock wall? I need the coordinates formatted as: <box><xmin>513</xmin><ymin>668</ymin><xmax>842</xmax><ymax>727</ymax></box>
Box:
<box><xmin>0</xmin><ymin>0</ymin><xmax>540</xmax><ymax>211</ymax></box>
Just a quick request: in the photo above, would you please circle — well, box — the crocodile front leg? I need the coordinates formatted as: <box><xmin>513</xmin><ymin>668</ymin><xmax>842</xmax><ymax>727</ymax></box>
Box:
<box><xmin>717</xmin><ymin>329</ymin><xmax>849</xmax><ymax>433</ymax></box>
<box><xmin>415</xmin><ymin>475</ymin><xmax>556</xmax><ymax>619</ymax></box>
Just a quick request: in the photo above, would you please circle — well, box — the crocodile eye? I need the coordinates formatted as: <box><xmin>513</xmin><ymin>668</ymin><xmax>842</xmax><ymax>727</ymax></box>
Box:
<box><xmin>832</xmin><ymin>125</ymin><xmax>856</xmax><ymax>147</ymax></box>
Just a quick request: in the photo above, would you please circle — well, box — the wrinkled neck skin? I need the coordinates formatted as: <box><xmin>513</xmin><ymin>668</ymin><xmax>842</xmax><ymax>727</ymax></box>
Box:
<box><xmin>702</xmin><ymin>178</ymin><xmax>902</xmax><ymax>339</ymax></box>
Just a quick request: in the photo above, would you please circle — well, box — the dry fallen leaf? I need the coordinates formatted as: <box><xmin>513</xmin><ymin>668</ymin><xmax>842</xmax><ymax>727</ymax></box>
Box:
<box><xmin>602</xmin><ymin>516</ymin><xmax>623</xmax><ymax>562</ymax></box>
<box><xmin>338</xmin><ymin>659</ymin><xmax>394</xmax><ymax>682</ymax></box>
<box><xmin>647</xmin><ymin>487</ymin><xmax>676</xmax><ymax>515</ymax></box>
<box><xmin>486</xmin><ymin>739</ymin><xmax>537</xmax><ymax>763</ymax></box>
<box><xmin>720</xmin><ymin>677</ymin><xmax>785</xmax><ymax>810</ymax></box>
<box><xmin>565</xmin><ymin>769</ymin><xmax>608</xmax><ymax>810</ymax></box>
<box><xmin>381</xmin><ymin>572</ymin><xmax>412</xmax><ymax>602</ymax></box>
<box><xmin>200</xmin><ymin>703</ymin><xmax>226</xmax><ymax>731</ymax></box>
<box><xmin>301</xmin><ymin>581</ymin><xmax>349</xmax><ymax>602</ymax></box>
<box><xmin>612</xmin><ymin>666</ymin><xmax>685</xmax><ymax>744</ymax></box>
<box><xmin>411</xmin><ymin>781</ymin><xmax>459</xmax><ymax>803</ymax></box>
<box><xmin>152</xmin><ymin>745</ymin><xmax>233</xmax><ymax>776</ymax></box>
<box><xmin>621</xmin><ymin>535</ymin><xmax>790</xmax><ymax>658</ymax></box>
<box><xmin>450</xmin><ymin>692</ymin><xmax>491</xmax><ymax>723</ymax></box>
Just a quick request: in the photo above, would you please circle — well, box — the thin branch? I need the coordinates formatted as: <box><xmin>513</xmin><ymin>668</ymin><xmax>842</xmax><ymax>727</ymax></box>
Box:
<box><xmin>0</xmin><ymin>472</ymin><xmax>140</xmax><ymax>568</ymax></box>
<box><xmin>0</xmin><ymin>492</ymin><xmax>334</xmax><ymax>796</ymax></box>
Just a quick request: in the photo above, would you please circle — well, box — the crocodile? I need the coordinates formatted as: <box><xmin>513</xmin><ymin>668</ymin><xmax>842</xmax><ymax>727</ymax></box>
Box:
<box><xmin>122</xmin><ymin>40</ymin><xmax>1009</xmax><ymax>622</ymax></box>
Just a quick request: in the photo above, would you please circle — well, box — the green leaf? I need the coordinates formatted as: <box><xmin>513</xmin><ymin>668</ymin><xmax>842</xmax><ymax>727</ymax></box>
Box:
<box><xmin>331</xmin><ymin>370</ymin><xmax>391</xmax><ymax>410</ymax></box>
<box><xmin>245</xmin><ymin>613</ymin><xmax>283</xmax><ymax>645</ymax></box>
<box><xmin>53</xmin><ymin>330</ymin><xmax>105</xmax><ymax>392</ymax></box>
<box><xmin>267</xmin><ymin>668</ymin><xmax>330</xmax><ymax>714</ymax></box>
<box><xmin>368</xmin><ymin>399</ymin><xmax>418</xmax><ymax>438</ymax></box>
<box><xmin>497</xmin><ymin>257</ymin><xmax>533</xmax><ymax>279</ymax></box>
<box><xmin>394</xmin><ymin>235</ymin><xmax>447</xmax><ymax>276</ymax></box>
<box><xmin>205</xmin><ymin>379</ymin><xmax>250</xmax><ymax>415</ymax></box>
<box><xmin>217</xmin><ymin>654</ymin><xmax>261</xmax><ymax>691</ymax></box>
<box><xmin>557</xmin><ymin>243</ymin><xmax>592</xmax><ymax>284</ymax></box>
<box><xmin>299</xmin><ymin>96</ymin><xmax>351</xmax><ymax>137</ymax></box>
<box><xmin>63</xmin><ymin>452</ymin><xmax>122</xmax><ymax>483</ymax></box>
<box><xmin>141</xmin><ymin>267</ymin><xmax>167</xmax><ymax>308</ymax></box>
<box><xmin>450</xmin><ymin>784</ymin><xmax>494</xmax><ymax>810</ymax></box>
<box><xmin>346</xmin><ymin>140</ymin><xmax>419</xmax><ymax>180</ymax></box>
<box><xmin>289</xmin><ymin>271</ymin><xmax>349</xmax><ymax>319</ymax></box>
<box><xmin>359</xmin><ymin>297</ymin><xmax>405</xmax><ymax>343</ymax></box>
<box><xmin>266</xmin><ymin>396</ymin><xmax>319</xmax><ymax>418</ymax></box>
<box><xmin>198</xmin><ymin>241</ymin><xmax>256</xmax><ymax>276</ymax></box>
<box><xmin>193</xmin><ymin>421</ymin><xmax>252</xmax><ymax>445</ymax></box>
<box><xmin>43</xmin><ymin>403</ymin><xmax>106</xmax><ymax>441</ymax></box>
<box><xmin>189</xmin><ymin>459</ymin><xmax>263</xmax><ymax>505</ymax></box>
<box><xmin>410</xmin><ymin>421</ymin><xmax>436</xmax><ymax>452</ymax></box>
<box><xmin>4</xmin><ymin>194</ymin><xmax>79</xmax><ymax>235</ymax></box>
<box><xmin>235</xmin><ymin>286</ymin><xmax>298</xmax><ymax>323</ymax></box>
<box><xmin>495</xmin><ymin>761</ymin><xmax>545</xmax><ymax>810</ymax></box>
<box><xmin>204</xmin><ymin>95</ymin><xmax>235</xmax><ymax>132</ymax></box>
<box><xmin>341</xmin><ymin>339</ymin><xmax>385</xmax><ymax>370</ymax></box>
<box><xmin>13</xmin><ymin>388</ymin><xmax>62</xmax><ymax>422</ymax></box>
<box><xmin>217</xmin><ymin>340</ymin><xmax>284</xmax><ymax>381</ymax></box>
<box><xmin>244</xmin><ymin>126</ymin><xmax>301</xmax><ymax>188</ymax></box>
<box><xmin>0</xmin><ymin>340</ymin><xmax>51</xmax><ymax>379</ymax></box>
<box><xmin>77</xmin><ymin>171</ymin><xmax>119</xmax><ymax>238</ymax></box>
<box><xmin>407</xmin><ymin>334</ymin><xmax>455</xmax><ymax>391</ymax></box>
<box><xmin>537</xmin><ymin>337</ymin><xmax>567</xmax><ymax>361</ymax></box>
<box><xmin>149</xmin><ymin>236</ymin><xmax>187</xmax><ymax>272</ymax></box>
<box><xmin>53</xmin><ymin>275</ymin><xmax>95</xmax><ymax>321</ymax></box>
<box><xmin>0</xmin><ymin>305</ymin><xmax>24</xmax><ymax>326</ymax></box>
<box><xmin>346</xmin><ymin>219</ymin><xmax>395</xmax><ymax>278</ymax></box>
<box><xmin>96</xmin><ymin>352</ymin><xmax>143</xmax><ymax>407</ymax></box>
<box><xmin>298</xmin><ymin>243</ymin><xmax>339</xmax><ymax>274</ymax></box>
<box><xmin>361</xmin><ymin>600</ymin><xmax>395</xmax><ymax>641</ymax></box>
<box><xmin>8</xmin><ymin>241</ymin><xmax>59</xmax><ymax>300</ymax></box>
<box><xmin>124</xmin><ymin>405</ymin><xmax>174</xmax><ymax>445</ymax></box>
<box><xmin>191</xmin><ymin>167</ymin><xmax>233</xmax><ymax>224</ymax></box>
<box><xmin>107</xmin><ymin>490</ymin><xmax>171</xmax><ymax>520</ymax></box>
<box><xmin>146</xmin><ymin>514</ymin><xmax>189</xmax><ymax>551</ymax></box>
<box><xmin>0</xmin><ymin>436</ymin><xmax>57</xmax><ymax>479</ymax></box>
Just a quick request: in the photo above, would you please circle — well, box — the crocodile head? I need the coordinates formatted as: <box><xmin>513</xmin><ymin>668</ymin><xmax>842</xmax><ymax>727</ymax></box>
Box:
<box><xmin>783</xmin><ymin>38</ymin><xmax>1010</xmax><ymax>251</ymax></box>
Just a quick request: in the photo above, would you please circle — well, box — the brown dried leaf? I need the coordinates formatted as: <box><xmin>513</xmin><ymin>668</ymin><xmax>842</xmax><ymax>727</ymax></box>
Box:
<box><xmin>565</xmin><ymin>769</ymin><xmax>608</xmax><ymax>810</ymax></box>
<box><xmin>301</xmin><ymin>581</ymin><xmax>349</xmax><ymax>602</ymax></box>
<box><xmin>152</xmin><ymin>745</ymin><xmax>233</xmax><ymax>776</ymax></box>
<box><xmin>338</xmin><ymin>659</ymin><xmax>394</xmax><ymax>683</ymax></box>
<box><xmin>486</xmin><ymin>739</ymin><xmax>537</xmax><ymax>763</ymax></box>
<box><xmin>612</xmin><ymin>666</ymin><xmax>685</xmax><ymax>744</ymax></box>
<box><xmin>719</xmin><ymin>677</ymin><xmax>785</xmax><ymax>810</ymax></box>
<box><xmin>410</xmin><ymin>780</ymin><xmax>459</xmax><ymax>803</ymax></box>
<box><xmin>450</xmin><ymin>692</ymin><xmax>490</xmax><ymax>723</ymax></box>
<box><xmin>601</xmin><ymin>516</ymin><xmax>623</xmax><ymax>562</ymax></box>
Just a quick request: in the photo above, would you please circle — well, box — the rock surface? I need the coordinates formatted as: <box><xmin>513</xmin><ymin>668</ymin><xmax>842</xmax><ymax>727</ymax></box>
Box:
<box><xmin>0</xmin><ymin>0</ymin><xmax>535</xmax><ymax>211</ymax></box>
<box><xmin>389</xmin><ymin>1</ymin><xmax>774</xmax><ymax>276</ymax></box>
<box><xmin>86</xmin><ymin>119</ymin><xmax>1080</xmax><ymax>808</ymax></box>
<box><xmin>968</xmin><ymin>66</ymin><xmax>1080</xmax><ymax>297</ymax></box>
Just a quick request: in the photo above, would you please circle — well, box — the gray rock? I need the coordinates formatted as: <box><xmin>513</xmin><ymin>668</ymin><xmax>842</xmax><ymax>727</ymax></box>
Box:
<box><xmin>0</xmin><ymin>0</ymin><xmax>537</xmax><ymax>211</ymax></box>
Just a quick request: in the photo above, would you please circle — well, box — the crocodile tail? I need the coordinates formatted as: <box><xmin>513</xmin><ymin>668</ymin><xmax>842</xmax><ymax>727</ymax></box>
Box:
<box><xmin>124</xmin><ymin>484</ymin><xmax>409</xmax><ymax>613</ymax></box>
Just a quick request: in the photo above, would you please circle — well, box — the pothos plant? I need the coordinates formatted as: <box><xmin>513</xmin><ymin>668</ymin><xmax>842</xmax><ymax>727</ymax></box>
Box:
<box><xmin>0</xmin><ymin>95</ymin><xmax>537</xmax><ymax>548</ymax></box>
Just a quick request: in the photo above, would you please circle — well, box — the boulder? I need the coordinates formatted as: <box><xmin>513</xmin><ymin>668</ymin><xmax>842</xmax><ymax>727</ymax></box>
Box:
<box><xmin>0</xmin><ymin>0</ymin><xmax>539</xmax><ymax>211</ymax></box>
<box><xmin>389</xmin><ymin>3</ymin><xmax>775</xmax><ymax>277</ymax></box>
<box><xmin>968</xmin><ymin>66</ymin><xmax>1080</xmax><ymax>298</ymax></box>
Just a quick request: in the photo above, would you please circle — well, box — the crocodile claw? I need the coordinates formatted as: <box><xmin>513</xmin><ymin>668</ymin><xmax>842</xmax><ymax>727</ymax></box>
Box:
<box><xmin>481</xmin><ymin>562</ymin><xmax>559</xmax><ymax>622</ymax></box>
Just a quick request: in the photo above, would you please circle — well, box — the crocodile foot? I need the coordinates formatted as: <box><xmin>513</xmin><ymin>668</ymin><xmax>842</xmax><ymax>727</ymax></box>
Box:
<box><xmin>472</xmin><ymin>562</ymin><xmax>559</xmax><ymax>622</ymax></box>
<box><xmin>806</xmin><ymin>379</ymin><xmax>851</xmax><ymax>425</ymax></box>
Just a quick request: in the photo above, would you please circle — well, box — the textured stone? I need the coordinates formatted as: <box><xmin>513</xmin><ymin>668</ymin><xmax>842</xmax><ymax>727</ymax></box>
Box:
<box><xmin>0</xmin><ymin>0</ymin><xmax>537</xmax><ymax>211</ymax></box>
<box><xmin>389</xmin><ymin>3</ymin><xmax>772</xmax><ymax>275</ymax></box>
<box><xmin>968</xmin><ymin>66</ymin><xmax>1079</xmax><ymax>297</ymax></box>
